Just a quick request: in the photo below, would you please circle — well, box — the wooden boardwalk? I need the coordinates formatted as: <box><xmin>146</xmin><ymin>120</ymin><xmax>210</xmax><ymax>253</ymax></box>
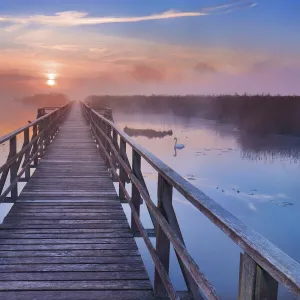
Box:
<box><xmin>0</xmin><ymin>104</ymin><xmax>154</xmax><ymax>299</ymax></box>
<box><xmin>1</xmin><ymin>102</ymin><xmax>300</xmax><ymax>299</ymax></box>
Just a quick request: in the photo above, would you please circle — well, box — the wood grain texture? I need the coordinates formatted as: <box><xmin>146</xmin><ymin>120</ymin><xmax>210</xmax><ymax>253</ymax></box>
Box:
<box><xmin>0</xmin><ymin>103</ymin><xmax>152</xmax><ymax>299</ymax></box>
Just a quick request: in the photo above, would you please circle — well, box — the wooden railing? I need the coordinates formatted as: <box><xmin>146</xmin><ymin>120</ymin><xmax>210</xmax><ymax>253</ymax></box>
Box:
<box><xmin>81</xmin><ymin>102</ymin><xmax>300</xmax><ymax>300</ymax></box>
<box><xmin>0</xmin><ymin>102</ymin><xmax>72</xmax><ymax>203</ymax></box>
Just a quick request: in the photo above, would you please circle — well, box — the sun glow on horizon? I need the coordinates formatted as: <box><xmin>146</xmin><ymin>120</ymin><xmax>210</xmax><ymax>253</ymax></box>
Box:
<box><xmin>46</xmin><ymin>73</ymin><xmax>56</xmax><ymax>86</ymax></box>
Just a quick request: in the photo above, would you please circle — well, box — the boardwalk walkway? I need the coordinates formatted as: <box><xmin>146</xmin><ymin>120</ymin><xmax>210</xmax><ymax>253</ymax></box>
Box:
<box><xmin>0</xmin><ymin>104</ymin><xmax>154</xmax><ymax>299</ymax></box>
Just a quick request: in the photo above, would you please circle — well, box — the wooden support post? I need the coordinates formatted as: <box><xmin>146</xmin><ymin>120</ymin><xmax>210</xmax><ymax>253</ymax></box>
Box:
<box><xmin>9</xmin><ymin>136</ymin><xmax>18</xmax><ymax>200</ymax></box>
<box><xmin>33</xmin><ymin>124</ymin><xmax>39</xmax><ymax>165</ymax></box>
<box><xmin>239</xmin><ymin>253</ymin><xmax>278</xmax><ymax>300</ymax></box>
<box><xmin>158</xmin><ymin>176</ymin><xmax>202</xmax><ymax>299</ymax></box>
<box><xmin>154</xmin><ymin>174</ymin><xmax>172</xmax><ymax>297</ymax></box>
<box><xmin>39</xmin><ymin>123</ymin><xmax>44</xmax><ymax>158</ymax></box>
<box><xmin>47</xmin><ymin>116</ymin><xmax>52</xmax><ymax>147</ymax></box>
<box><xmin>119</xmin><ymin>137</ymin><xmax>127</xmax><ymax>201</ymax></box>
<box><xmin>112</xmin><ymin>129</ymin><xmax>119</xmax><ymax>170</ymax></box>
<box><xmin>105</xmin><ymin>124</ymin><xmax>111</xmax><ymax>167</ymax></box>
<box><xmin>24</xmin><ymin>128</ymin><xmax>30</xmax><ymax>180</ymax></box>
<box><xmin>131</xmin><ymin>149</ymin><xmax>141</xmax><ymax>234</ymax></box>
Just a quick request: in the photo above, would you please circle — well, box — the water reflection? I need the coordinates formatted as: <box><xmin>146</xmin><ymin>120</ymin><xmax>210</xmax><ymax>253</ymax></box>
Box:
<box><xmin>237</xmin><ymin>133</ymin><xmax>300</xmax><ymax>162</ymax></box>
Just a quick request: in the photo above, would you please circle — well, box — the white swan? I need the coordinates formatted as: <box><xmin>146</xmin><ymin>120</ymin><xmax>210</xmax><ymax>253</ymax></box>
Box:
<box><xmin>174</xmin><ymin>137</ymin><xmax>185</xmax><ymax>150</ymax></box>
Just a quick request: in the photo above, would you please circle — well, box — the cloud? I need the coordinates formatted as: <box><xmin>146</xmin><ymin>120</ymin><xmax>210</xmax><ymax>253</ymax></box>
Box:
<box><xmin>0</xmin><ymin>70</ymin><xmax>39</xmax><ymax>82</ymax></box>
<box><xmin>0</xmin><ymin>1</ymin><xmax>258</xmax><ymax>27</ymax></box>
<box><xmin>203</xmin><ymin>0</ymin><xmax>258</xmax><ymax>14</ymax></box>
<box><xmin>131</xmin><ymin>64</ymin><xmax>164</xmax><ymax>83</ymax></box>
<box><xmin>194</xmin><ymin>62</ymin><xmax>218</xmax><ymax>73</ymax></box>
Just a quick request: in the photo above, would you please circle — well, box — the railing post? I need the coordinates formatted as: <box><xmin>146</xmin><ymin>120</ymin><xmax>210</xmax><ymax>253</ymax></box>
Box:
<box><xmin>119</xmin><ymin>137</ymin><xmax>127</xmax><ymax>201</ymax></box>
<box><xmin>39</xmin><ymin>122</ymin><xmax>44</xmax><ymax>158</ymax></box>
<box><xmin>45</xmin><ymin>116</ymin><xmax>51</xmax><ymax>147</ymax></box>
<box><xmin>33</xmin><ymin>124</ymin><xmax>38</xmax><ymax>165</ymax></box>
<box><xmin>9</xmin><ymin>136</ymin><xmax>18</xmax><ymax>200</ymax></box>
<box><xmin>112</xmin><ymin>129</ymin><xmax>119</xmax><ymax>170</ymax></box>
<box><xmin>24</xmin><ymin>128</ymin><xmax>30</xmax><ymax>181</ymax></box>
<box><xmin>131</xmin><ymin>149</ymin><xmax>141</xmax><ymax>233</ymax></box>
<box><xmin>105</xmin><ymin>124</ymin><xmax>112</xmax><ymax>167</ymax></box>
<box><xmin>238</xmin><ymin>253</ymin><xmax>278</xmax><ymax>300</ymax></box>
<box><xmin>154</xmin><ymin>174</ymin><xmax>172</xmax><ymax>297</ymax></box>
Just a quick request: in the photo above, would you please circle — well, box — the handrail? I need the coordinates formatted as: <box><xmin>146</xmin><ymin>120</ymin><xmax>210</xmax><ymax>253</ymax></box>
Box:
<box><xmin>0</xmin><ymin>106</ymin><xmax>64</xmax><ymax>145</ymax></box>
<box><xmin>0</xmin><ymin>102</ymin><xmax>72</xmax><ymax>202</ymax></box>
<box><xmin>82</xmin><ymin>102</ymin><xmax>300</xmax><ymax>299</ymax></box>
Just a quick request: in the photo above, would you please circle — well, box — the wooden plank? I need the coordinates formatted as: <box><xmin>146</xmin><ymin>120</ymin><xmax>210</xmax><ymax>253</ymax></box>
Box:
<box><xmin>0</xmin><ymin>263</ymin><xmax>146</xmax><ymax>272</ymax></box>
<box><xmin>0</xmin><ymin>243</ymin><xmax>138</xmax><ymax>251</ymax></box>
<box><xmin>0</xmin><ymin>228</ymin><xmax>131</xmax><ymax>234</ymax></box>
<box><xmin>3</xmin><ymin>220</ymin><xmax>129</xmax><ymax>225</ymax></box>
<box><xmin>0</xmin><ymin>237</ymin><xmax>134</xmax><ymax>244</ymax></box>
<box><xmin>0</xmin><ymin>291</ymin><xmax>156</xmax><ymax>300</ymax></box>
<box><xmin>0</xmin><ymin>223</ymin><xmax>129</xmax><ymax>229</ymax></box>
<box><xmin>0</xmin><ymin>280</ymin><xmax>152</xmax><ymax>290</ymax></box>
<box><xmin>0</xmin><ymin>249</ymin><xmax>140</xmax><ymax>257</ymax></box>
<box><xmin>0</xmin><ymin>256</ymin><xmax>143</xmax><ymax>265</ymax></box>
<box><xmin>5</xmin><ymin>213</ymin><xmax>126</xmax><ymax>220</ymax></box>
<box><xmin>9</xmin><ymin>210</ymin><xmax>123</xmax><ymax>214</ymax></box>
<box><xmin>0</xmin><ymin>232</ymin><xmax>133</xmax><ymax>239</ymax></box>
<box><xmin>0</xmin><ymin>271</ymin><xmax>148</xmax><ymax>281</ymax></box>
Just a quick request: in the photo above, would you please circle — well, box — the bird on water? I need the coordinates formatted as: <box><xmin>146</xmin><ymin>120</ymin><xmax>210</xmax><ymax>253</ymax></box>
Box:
<box><xmin>174</xmin><ymin>137</ymin><xmax>185</xmax><ymax>149</ymax></box>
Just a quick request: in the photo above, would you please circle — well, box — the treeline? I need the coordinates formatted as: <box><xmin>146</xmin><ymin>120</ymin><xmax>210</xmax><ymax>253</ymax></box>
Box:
<box><xmin>16</xmin><ymin>93</ymin><xmax>69</xmax><ymax>107</ymax></box>
<box><xmin>211</xmin><ymin>95</ymin><xmax>300</xmax><ymax>135</ymax></box>
<box><xmin>86</xmin><ymin>95</ymin><xmax>300</xmax><ymax>136</ymax></box>
<box><xmin>86</xmin><ymin>95</ymin><xmax>211</xmax><ymax>117</ymax></box>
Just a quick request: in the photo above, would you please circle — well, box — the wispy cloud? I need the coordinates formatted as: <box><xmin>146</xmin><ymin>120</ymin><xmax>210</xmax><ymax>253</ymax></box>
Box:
<box><xmin>0</xmin><ymin>0</ymin><xmax>258</xmax><ymax>27</ymax></box>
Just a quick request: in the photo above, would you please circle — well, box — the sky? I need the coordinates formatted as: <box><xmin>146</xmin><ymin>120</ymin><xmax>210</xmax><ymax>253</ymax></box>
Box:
<box><xmin>0</xmin><ymin>0</ymin><xmax>299</xmax><ymax>98</ymax></box>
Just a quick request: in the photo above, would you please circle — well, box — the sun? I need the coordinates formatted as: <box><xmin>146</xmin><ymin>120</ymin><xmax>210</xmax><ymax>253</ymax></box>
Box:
<box><xmin>46</xmin><ymin>73</ymin><xmax>56</xmax><ymax>86</ymax></box>
<box><xmin>47</xmin><ymin>79</ymin><xmax>56</xmax><ymax>86</ymax></box>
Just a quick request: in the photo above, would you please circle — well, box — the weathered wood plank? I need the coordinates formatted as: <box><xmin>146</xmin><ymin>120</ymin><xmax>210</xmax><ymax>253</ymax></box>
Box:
<box><xmin>0</xmin><ymin>233</ymin><xmax>132</xmax><ymax>239</ymax></box>
<box><xmin>0</xmin><ymin>223</ymin><xmax>129</xmax><ymax>229</ymax></box>
<box><xmin>0</xmin><ymin>256</ymin><xmax>142</xmax><ymax>265</ymax></box>
<box><xmin>0</xmin><ymin>228</ymin><xmax>131</xmax><ymax>234</ymax></box>
<box><xmin>10</xmin><ymin>209</ymin><xmax>123</xmax><ymax>214</ymax></box>
<box><xmin>0</xmin><ymin>290</ymin><xmax>156</xmax><ymax>300</ymax></box>
<box><xmin>0</xmin><ymin>263</ymin><xmax>146</xmax><ymax>272</ymax></box>
<box><xmin>0</xmin><ymin>238</ymin><xmax>135</xmax><ymax>245</ymax></box>
<box><xmin>0</xmin><ymin>249</ymin><xmax>140</xmax><ymax>257</ymax></box>
<box><xmin>0</xmin><ymin>271</ymin><xmax>148</xmax><ymax>281</ymax></box>
<box><xmin>0</xmin><ymin>280</ymin><xmax>152</xmax><ymax>291</ymax></box>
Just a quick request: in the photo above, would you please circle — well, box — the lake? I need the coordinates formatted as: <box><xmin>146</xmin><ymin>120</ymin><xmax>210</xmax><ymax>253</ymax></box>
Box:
<box><xmin>114</xmin><ymin>112</ymin><xmax>300</xmax><ymax>299</ymax></box>
<box><xmin>1</xmin><ymin>108</ymin><xmax>300</xmax><ymax>299</ymax></box>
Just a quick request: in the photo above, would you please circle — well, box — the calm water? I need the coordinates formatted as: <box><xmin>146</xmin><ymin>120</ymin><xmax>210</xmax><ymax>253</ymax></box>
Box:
<box><xmin>1</xmin><ymin>109</ymin><xmax>300</xmax><ymax>299</ymax></box>
<box><xmin>114</xmin><ymin>112</ymin><xmax>300</xmax><ymax>299</ymax></box>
